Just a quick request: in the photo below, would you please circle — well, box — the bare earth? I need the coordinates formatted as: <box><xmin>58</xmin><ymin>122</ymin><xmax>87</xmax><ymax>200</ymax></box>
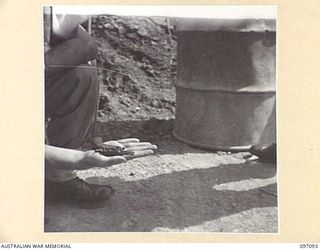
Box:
<box><xmin>45</xmin><ymin>120</ymin><xmax>278</xmax><ymax>233</ymax></box>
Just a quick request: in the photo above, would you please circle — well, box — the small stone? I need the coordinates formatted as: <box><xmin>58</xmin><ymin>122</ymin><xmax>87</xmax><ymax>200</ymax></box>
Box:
<box><xmin>104</xmin><ymin>23</ymin><xmax>112</xmax><ymax>29</ymax></box>
<box><xmin>144</xmin><ymin>106</ymin><xmax>150</xmax><ymax>111</ymax></box>
<box><xmin>156</xmin><ymin>101</ymin><xmax>163</xmax><ymax>108</ymax></box>
<box><xmin>118</xmin><ymin>26</ymin><xmax>126</xmax><ymax>35</ymax></box>
<box><xmin>128</xmin><ymin>24</ymin><xmax>139</xmax><ymax>31</ymax></box>
<box><xmin>146</xmin><ymin>69</ymin><xmax>155</xmax><ymax>77</ymax></box>
<box><xmin>137</xmin><ymin>29</ymin><xmax>148</xmax><ymax>37</ymax></box>
<box><xmin>127</xmin><ymin>33</ymin><xmax>138</xmax><ymax>40</ymax></box>
<box><xmin>150</xmin><ymin>99</ymin><xmax>158</xmax><ymax>107</ymax></box>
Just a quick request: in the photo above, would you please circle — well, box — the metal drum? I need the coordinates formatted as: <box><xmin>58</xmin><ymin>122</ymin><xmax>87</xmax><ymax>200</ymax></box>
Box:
<box><xmin>173</xmin><ymin>18</ymin><xmax>276</xmax><ymax>151</ymax></box>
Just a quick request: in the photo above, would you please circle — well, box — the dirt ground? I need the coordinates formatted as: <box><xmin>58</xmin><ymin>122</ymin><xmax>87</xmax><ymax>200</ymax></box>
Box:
<box><xmin>44</xmin><ymin>15</ymin><xmax>278</xmax><ymax>233</ymax></box>
<box><xmin>45</xmin><ymin>120</ymin><xmax>278</xmax><ymax>232</ymax></box>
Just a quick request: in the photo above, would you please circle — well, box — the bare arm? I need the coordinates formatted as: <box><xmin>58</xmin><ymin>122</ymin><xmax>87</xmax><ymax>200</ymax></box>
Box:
<box><xmin>51</xmin><ymin>14</ymin><xmax>89</xmax><ymax>41</ymax></box>
<box><xmin>45</xmin><ymin>145</ymin><xmax>126</xmax><ymax>171</ymax></box>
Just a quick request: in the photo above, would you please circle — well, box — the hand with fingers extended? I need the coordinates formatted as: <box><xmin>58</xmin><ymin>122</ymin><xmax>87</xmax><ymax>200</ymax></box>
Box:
<box><xmin>92</xmin><ymin>137</ymin><xmax>157</xmax><ymax>160</ymax></box>
<box><xmin>45</xmin><ymin>145</ymin><xmax>127</xmax><ymax>171</ymax></box>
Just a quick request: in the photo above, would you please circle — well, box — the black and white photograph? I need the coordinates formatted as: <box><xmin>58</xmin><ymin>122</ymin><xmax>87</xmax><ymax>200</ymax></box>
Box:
<box><xmin>43</xmin><ymin>5</ymin><xmax>277</xmax><ymax>233</ymax></box>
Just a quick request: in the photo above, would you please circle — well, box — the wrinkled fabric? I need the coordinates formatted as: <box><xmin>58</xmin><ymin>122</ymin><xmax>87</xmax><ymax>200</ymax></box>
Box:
<box><xmin>45</xmin><ymin>64</ymin><xmax>99</xmax><ymax>149</ymax></box>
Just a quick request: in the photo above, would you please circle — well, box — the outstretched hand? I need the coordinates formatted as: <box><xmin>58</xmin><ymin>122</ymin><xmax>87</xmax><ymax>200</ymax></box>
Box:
<box><xmin>92</xmin><ymin>137</ymin><xmax>157</xmax><ymax>160</ymax></box>
<box><xmin>45</xmin><ymin>137</ymin><xmax>157</xmax><ymax>171</ymax></box>
<box><xmin>77</xmin><ymin>150</ymin><xmax>127</xmax><ymax>169</ymax></box>
<box><xmin>45</xmin><ymin>145</ymin><xmax>127</xmax><ymax>171</ymax></box>
<box><xmin>77</xmin><ymin>136</ymin><xmax>157</xmax><ymax>169</ymax></box>
<box><xmin>113</xmin><ymin>138</ymin><xmax>157</xmax><ymax>159</ymax></box>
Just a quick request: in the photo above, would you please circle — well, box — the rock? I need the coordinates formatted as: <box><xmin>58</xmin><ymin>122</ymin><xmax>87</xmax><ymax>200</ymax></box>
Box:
<box><xmin>151</xmin><ymin>41</ymin><xmax>158</xmax><ymax>45</ymax></box>
<box><xmin>128</xmin><ymin>24</ymin><xmax>139</xmax><ymax>31</ymax></box>
<box><xmin>107</xmin><ymin>85</ymin><xmax>115</xmax><ymax>91</ymax></box>
<box><xmin>104</xmin><ymin>23</ymin><xmax>112</xmax><ymax>29</ymax></box>
<box><xmin>99</xmin><ymin>16</ymin><xmax>107</xmax><ymax>21</ymax></box>
<box><xmin>137</xmin><ymin>29</ymin><xmax>148</xmax><ymax>37</ymax></box>
<box><xmin>118</xmin><ymin>26</ymin><xmax>126</xmax><ymax>35</ymax></box>
<box><xmin>150</xmin><ymin>99</ymin><xmax>159</xmax><ymax>108</ymax></box>
<box><xmin>151</xmin><ymin>100</ymin><xmax>163</xmax><ymax>109</ymax></box>
<box><xmin>126</xmin><ymin>32</ymin><xmax>139</xmax><ymax>40</ymax></box>
<box><xmin>119</xmin><ymin>97</ymin><xmax>131</xmax><ymax>107</ymax></box>
<box><xmin>145</xmin><ymin>69</ymin><xmax>155</xmax><ymax>77</ymax></box>
<box><xmin>144</xmin><ymin>106</ymin><xmax>150</xmax><ymax>111</ymax></box>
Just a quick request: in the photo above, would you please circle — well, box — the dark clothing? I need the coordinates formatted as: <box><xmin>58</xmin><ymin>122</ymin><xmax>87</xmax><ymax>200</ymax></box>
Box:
<box><xmin>45</xmin><ymin>63</ymin><xmax>99</xmax><ymax>149</ymax></box>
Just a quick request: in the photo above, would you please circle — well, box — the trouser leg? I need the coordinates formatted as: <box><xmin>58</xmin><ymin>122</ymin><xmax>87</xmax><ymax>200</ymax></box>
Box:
<box><xmin>45</xmin><ymin>64</ymin><xmax>99</xmax><ymax>149</ymax></box>
<box><xmin>45</xmin><ymin>64</ymin><xmax>99</xmax><ymax>182</ymax></box>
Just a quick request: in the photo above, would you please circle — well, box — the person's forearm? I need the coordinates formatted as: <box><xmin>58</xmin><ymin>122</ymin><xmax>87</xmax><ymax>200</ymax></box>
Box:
<box><xmin>52</xmin><ymin>14</ymin><xmax>89</xmax><ymax>41</ymax></box>
<box><xmin>45</xmin><ymin>145</ymin><xmax>84</xmax><ymax>170</ymax></box>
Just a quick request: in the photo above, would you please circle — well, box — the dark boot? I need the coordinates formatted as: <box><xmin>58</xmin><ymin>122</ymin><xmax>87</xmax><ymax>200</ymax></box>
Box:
<box><xmin>250</xmin><ymin>143</ymin><xmax>277</xmax><ymax>164</ymax></box>
<box><xmin>45</xmin><ymin>177</ymin><xmax>115</xmax><ymax>204</ymax></box>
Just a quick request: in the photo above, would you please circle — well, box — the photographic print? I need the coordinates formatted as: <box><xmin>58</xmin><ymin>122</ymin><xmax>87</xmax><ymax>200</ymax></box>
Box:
<box><xmin>43</xmin><ymin>5</ymin><xmax>277</xmax><ymax>233</ymax></box>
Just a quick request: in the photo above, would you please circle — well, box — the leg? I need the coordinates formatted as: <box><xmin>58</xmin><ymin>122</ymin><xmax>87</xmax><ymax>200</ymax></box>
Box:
<box><xmin>44</xmin><ymin>66</ymin><xmax>115</xmax><ymax>203</ymax></box>
<box><xmin>45</xmin><ymin>64</ymin><xmax>99</xmax><ymax>149</ymax></box>
<box><xmin>44</xmin><ymin>31</ymin><xmax>115</xmax><ymax>204</ymax></box>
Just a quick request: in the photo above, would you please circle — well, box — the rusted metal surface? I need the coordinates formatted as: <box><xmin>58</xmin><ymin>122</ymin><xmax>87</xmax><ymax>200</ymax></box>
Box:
<box><xmin>174</xmin><ymin>18</ymin><xmax>276</xmax><ymax>151</ymax></box>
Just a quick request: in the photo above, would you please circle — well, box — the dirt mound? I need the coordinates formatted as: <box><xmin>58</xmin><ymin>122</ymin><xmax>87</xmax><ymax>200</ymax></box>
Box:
<box><xmin>91</xmin><ymin>15</ymin><xmax>178</xmax><ymax>122</ymax></box>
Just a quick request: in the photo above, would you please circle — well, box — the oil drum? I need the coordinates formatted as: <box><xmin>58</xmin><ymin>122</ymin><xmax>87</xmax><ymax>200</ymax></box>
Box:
<box><xmin>173</xmin><ymin>18</ymin><xmax>276</xmax><ymax>151</ymax></box>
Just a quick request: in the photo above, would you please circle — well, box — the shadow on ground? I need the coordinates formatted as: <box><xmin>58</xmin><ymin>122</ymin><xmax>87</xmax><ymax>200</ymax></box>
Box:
<box><xmin>45</xmin><ymin>162</ymin><xmax>277</xmax><ymax>232</ymax></box>
<box><xmin>45</xmin><ymin>118</ymin><xmax>277</xmax><ymax>232</ymax></box>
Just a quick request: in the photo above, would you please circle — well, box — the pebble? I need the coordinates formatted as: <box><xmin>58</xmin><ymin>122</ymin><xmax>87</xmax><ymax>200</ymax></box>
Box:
<box><xmin>150</xmin><ymin>100</ymin><xmax>159</xmax><ymax>107</ymax></box>
<box><xmin>128</xmin><ymin>24</ymin><xmax>139</xmax><ymax>31</ymax></box>
<box><xmin>137</xmin><ymin>29</ymin><xmax>148</xmax><ymax>37</ymax></box>
<box><xmin>118</xmin><ymin>26</ymin><xmax>126</xmax><ymax>35</ymax></box>
<box><xmin>104</xmin><ymin>23</ymin><xmax>112</xmax><ymax>29</ymax></box>
<box><xmin>126</xmin><ymin>32</ymin><xmax>139</xmax><ymax>40</ymax></box>
<box><xmin>151</xmin><ymin>41</ymin><xmax>158</xmax><ymax>45</ymax></box>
